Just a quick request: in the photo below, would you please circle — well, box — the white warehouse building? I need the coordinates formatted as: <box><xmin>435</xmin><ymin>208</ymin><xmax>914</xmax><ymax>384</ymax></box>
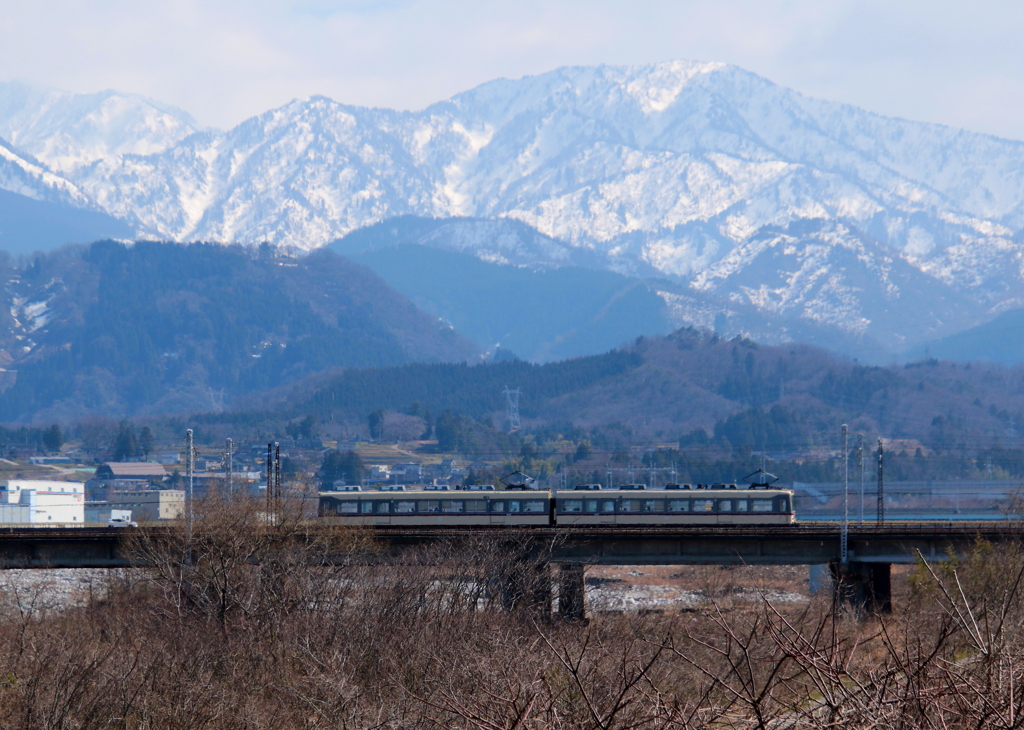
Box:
<box><xmin>0</xmin><ymin>480</ymin><xmax>85</xmax><ymax>524</ymax></box>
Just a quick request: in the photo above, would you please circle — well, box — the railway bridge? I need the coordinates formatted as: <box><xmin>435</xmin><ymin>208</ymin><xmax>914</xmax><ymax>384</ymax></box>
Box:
<box><xmin>0</xmin><ymin>522</ymin><xmax>1017</xmax><ymax>617</ymax></box>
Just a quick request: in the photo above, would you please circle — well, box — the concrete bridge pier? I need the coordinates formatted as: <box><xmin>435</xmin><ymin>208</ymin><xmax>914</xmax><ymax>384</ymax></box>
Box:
<box><xmin>830</xmin><ymin>561</ymin><xmax>892</xmax><ymax>614</ymax></box>
<box><xmin>558</xmin><ymin>564</ymin><xmax>586</xmax><ymax>621</ymax></box>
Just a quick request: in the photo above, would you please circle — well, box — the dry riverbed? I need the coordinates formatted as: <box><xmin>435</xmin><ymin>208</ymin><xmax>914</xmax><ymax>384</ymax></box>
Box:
<box><xmin>0</xmin><ymin>564</ymin><xmax>822</xmax><ymax>615</ymax></box>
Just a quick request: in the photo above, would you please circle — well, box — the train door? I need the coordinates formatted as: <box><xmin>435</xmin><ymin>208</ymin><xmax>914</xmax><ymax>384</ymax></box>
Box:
<box><xmin>717</xmin><ymin>498</ymin><xmax>734</xmax><ymax>524</ymax></box>
<box><xmin>599</xmin><ymin>498</ymin><xmax>617</xmax><ymax>524</ymax></box>
<box><xmin>374</xmin><ymin>500</ymin><xmax>392</xmax><ymax>525</ymax></box>
<box><xmin>489</xmin><ymin>499</ymin><xmax>506</xmax><ymax>524</ymax></box>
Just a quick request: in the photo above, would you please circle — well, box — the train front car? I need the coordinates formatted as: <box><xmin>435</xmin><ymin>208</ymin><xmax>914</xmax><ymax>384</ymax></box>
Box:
<box><xmin>318</xmin><ymin>485</ymin><xmax>551</xmax><ymax>527</ymax></box>
<box><xmin>554</xmin><ymin>483</ymin><xmax>795</xmax><ymax>526</ymax></box>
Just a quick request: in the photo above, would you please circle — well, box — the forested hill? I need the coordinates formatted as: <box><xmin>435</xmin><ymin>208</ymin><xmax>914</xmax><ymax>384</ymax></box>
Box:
<box><xmin>241</xmin><ymin>349</ymin><xmax>645</xmax><ymax>425</ymax></box>
<box><xmin>217</xmin><ymin>328</ymin><xmax>1024</xmax><ymax>453</ymax></box>
<box><xmin>0</xmin><ymin>240</ymin><xmax>478</xmax><ymax>421</ymax></box>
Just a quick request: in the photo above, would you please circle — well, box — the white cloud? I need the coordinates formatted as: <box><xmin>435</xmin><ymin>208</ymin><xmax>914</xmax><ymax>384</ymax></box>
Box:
<box><xmin>2</xmin><ymin>0</ymin><xmax>1023</xmax><ymax>139</ymax></box>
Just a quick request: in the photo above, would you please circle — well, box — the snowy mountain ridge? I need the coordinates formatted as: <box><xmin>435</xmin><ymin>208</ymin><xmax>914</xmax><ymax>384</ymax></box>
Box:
<box><xmin>0</xmin><ymin>81</ymin><xmax>202</xmax><ymax>174</ymax></box>
<box><xmin>0</xmin><ymin>136</ymin><xmax>90</xmax><ymax>208</ymax></box>
<box><xmin>2</xmin><ymin>63</ymin><xmax>1024</xmax><ymax>353</ymax></box>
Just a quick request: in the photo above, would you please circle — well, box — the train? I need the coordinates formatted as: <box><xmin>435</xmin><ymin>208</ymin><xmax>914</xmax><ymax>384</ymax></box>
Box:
<box><xmin>318</xmin><ymin>477</ymin><xmax>795</xmax><ymax>527</ymax></box>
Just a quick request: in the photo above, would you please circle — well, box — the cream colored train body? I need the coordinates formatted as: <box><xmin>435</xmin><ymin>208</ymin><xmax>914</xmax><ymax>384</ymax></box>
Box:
<box><xmin>318</xmin><ymin>485</ymin><xmax>795</xmax><ymax>527</ymax></box>
<box><xmin>554</xmin><ymin>487</ymin><xmax>793</xmax><ymax>526</ymax></box>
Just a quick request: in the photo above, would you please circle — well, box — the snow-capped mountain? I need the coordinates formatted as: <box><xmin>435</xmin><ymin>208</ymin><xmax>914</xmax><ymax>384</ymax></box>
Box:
<box><xmin>5</xmin><ymin>62</ymin><xmax>1024</xmax><ymax>353</ymax></box>
<box><xmin>0</xmin><ymin>81</ymin><xmax>202</xmax><ymax>174</ymax></box>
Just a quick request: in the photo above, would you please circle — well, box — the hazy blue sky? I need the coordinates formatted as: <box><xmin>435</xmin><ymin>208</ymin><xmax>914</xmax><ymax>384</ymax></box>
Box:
<box><xmin>4</xmin><ymin>0</ymin><xmax>1023</xmax><ymax>139</ymax></box>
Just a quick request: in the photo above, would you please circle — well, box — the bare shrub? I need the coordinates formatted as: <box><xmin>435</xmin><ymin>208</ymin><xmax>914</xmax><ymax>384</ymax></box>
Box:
<box><xmin>123</xmin><ymin>489</ymin><xmax>371</xmax><ymax>627</ymax></box>
<box><xmin>2</xmin><ymin>512</ymin><xmax>1024</xmax><ymax>728</ymax></box>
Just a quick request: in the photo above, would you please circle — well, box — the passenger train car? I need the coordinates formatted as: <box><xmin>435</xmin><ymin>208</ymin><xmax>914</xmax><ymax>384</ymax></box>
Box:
<box><xmin>318</xmin><ymin>483</ymin><xmax>795</xmax><ymax>527</ymax></box>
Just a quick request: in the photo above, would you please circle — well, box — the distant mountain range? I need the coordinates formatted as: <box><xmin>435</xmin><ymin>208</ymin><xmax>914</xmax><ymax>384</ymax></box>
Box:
<box><xmin>331</xmin><ymin>216</ymin><xmax>673</xmax><ymax>362</ymax></box>
<box><xmin>329</xmin><ymin>215</ymin><xmax>889</xmax><ymax>362</ymax></box>
<box><xmin>2</xmin><ymin>64</ymin><xmax>1024</xmax><ymax>358</ymax></box>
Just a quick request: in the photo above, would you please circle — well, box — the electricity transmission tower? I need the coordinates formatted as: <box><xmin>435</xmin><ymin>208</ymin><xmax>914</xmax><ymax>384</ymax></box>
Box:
<box><xmin>503</xmin><ymin>387</ymin><xmax>521</xmax><ymax>432</ymax></box>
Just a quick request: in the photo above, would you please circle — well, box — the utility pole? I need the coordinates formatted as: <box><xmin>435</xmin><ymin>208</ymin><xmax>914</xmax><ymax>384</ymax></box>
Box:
<box><xmin>275</xmin><ymin>442</ymin><xmax>282</xmax><ymax>519</ymax></box>
<box><xmin>225</xmin><ymin>438</ymin><xmax>233</xmax><ymax>495</ymax></box>
<box><xmin>841</xmin><ymin>424</ymin><xmax>849</xmax><ymax>565</ymax></box>
<box><xmin>877</xmin><ymin>439</ymin><xmax>885</xmax><ymax>526</ymax></box>
<box><xmin>186</xmin><ymin>429</ymin><xmax>194</xmax><ymax>544</ymax></box>
<box><xmin>858</xmin><ymin>434</ymin><xmax>865</xmax><ymax>526</ymax></box>
<box><xmin>266</xmin><ymin>443</ymin><xmax>273</xmax><ymax>516</ymax></box>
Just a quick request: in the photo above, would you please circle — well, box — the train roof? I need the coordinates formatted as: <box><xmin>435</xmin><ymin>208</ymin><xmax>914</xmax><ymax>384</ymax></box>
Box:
<box><xmin>321</xmin><ymin>487</ymin><xmax>794</xmax><ymax>497</ymax></box>
<box><xmin>320</xmin><ymin>489</ymin><xmax>551</xmax><ymax>498</ymax></box>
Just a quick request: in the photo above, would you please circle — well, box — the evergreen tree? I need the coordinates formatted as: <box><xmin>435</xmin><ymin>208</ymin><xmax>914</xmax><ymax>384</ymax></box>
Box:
<box><xmin>298</xmin><ymin>415</ymin><xmax>317</xmax><ymax>439</ymax></box>
<box><xmin>340</xmin><ymin>451</ymin><xmax>364</xmax><ymax>485</ymax></box>
<box><xmin>320</xmin><ymin>450</ymin><xmax>365</xmax><ymax>489</ymax></box>
<box><xmin>42</xmin><ymin>424</ymin><xmax>63</xmax><ymax>454</ymax></box>
<box><xmin>286</xmin><ymin>415</ymin><xmax>318</xmax><ymax>441</ymax></box>
<box><xmin>113</xmin><ymin>421</ymin><xmax>137</xmax><ymax>461</ymax></box>
<box><xmin>368</xmin><ymin>409</ymin><xmax>386</xmax><ymax>441</ymax></box>
<box><xmin>138</xmin><ymin>426</ymin><xmax>155</xmax><ymax>459</ymax></box>
<box><xmin>435</xmin><ymin>411</ymin><xmax>462</xmax><ymax>452</ymax></box>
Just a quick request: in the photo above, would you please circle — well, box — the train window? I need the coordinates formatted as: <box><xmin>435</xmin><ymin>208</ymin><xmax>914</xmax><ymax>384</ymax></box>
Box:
<box><xmin>642</xmin><ymin>499</ymin><xmax>664</xmax><ymax>512</ymax></box>
<box><xmin>719</xmin><ymin>500</ymin><xmax>732</xmax><ymax>512</ymax></box>
<box><xmin>620</xmin><ymin>499</ymin><xmax>640</xmax><ymax>512</ymax></box>
<box><xmin>508</xmin><ymin>501</ymin><xmax>521</xmax><ymax>513</ymax></box>
<box><xmin>752</xmin><ymin>499</ymin><xmax>774</xmax><ymax>512</ymax></box>
<box><xmin>376</xmin><ymin>501</ymin><xmax>391</xmax><ymax>514</ymax></box>
<box><xmin>441</xmin><ymin>500</ymin><xmax>464</xmax><ymax>513</ymax></box>
<box><xmin>524</xmin><ymin>501</ymin><xmax>546</xmax><ymax>513</ymax></box>
<box><xmin>339</xmin><ymin>501</ymin><xmax>359</xmax><ymax>514</ymax></box>
<box><xmin>490</xmin><ymin>501</ymin><xmax>505</xmax><ymax>513</ymax></box>
<box><xmin>466</xmin><ymin>500</ymin><xmax>487</xmax><ymax>512</ymax></box>
<box><xmin>736</xmin><ymin>500</ymin><xmax>748</xmax><ymax>512</ymax></box>
<box><xmin>779</xmin><ymin>498</ymin><xmax>790</xmax><ymax>512</ymax></box>
<box><xmin>668</xmin><ymin>500</ymin><xmax>689</xmax><ymax>512</ymax></box>
<box><xmin>585</xmin><ymin>499</ymin><xmax>599</xmax><ymax>512</ymax></box>
<box><xmin>360</xmin><ymin>501</ymin><xmax>374</xmax><ymax>514</ymax></box>
<box><xmin>692</xmin><ymin>500</ymin><xmax>714</xmax><ymax>513</ymax></box>
<box><xmin>420</xmin><ymin>500</ymin><xmax>441</xmax><ymax>513</ymax></box>
<box><xmin>601</xmin><ymin>500</ymin><xmax>616</xmax><ymax>513</ymax></box>
<box><xmin>396</xmin><ymin>501</ymin><xmax>417</xmax><ymax>513</ymax></box>
<box><xmin>561</xmin><ymin>500</ymin><xmax>584</xmax><ymax>513</ymax></box>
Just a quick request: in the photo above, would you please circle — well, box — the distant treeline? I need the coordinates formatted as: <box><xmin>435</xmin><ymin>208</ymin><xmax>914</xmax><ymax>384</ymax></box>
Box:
<box><xmin>0</xmin><ymin>424</ymin><xmax>63</xmax><ymax>453</ymax></box>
